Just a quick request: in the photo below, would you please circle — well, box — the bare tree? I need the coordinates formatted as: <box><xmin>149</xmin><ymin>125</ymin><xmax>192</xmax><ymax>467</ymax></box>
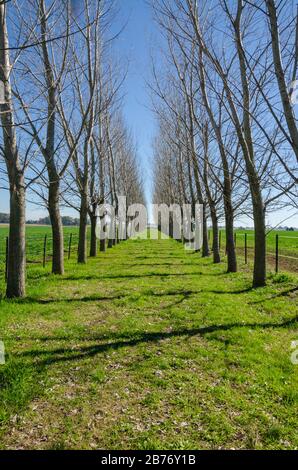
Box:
<box><xmin>0</xmin><ymin>2</ymin><xmax>26</xmax><ymax>297</ymax></box>
<box><xmin>267</xmin><ymin>0</ymin><xmax>298</xmax><ymax>174</ymax></box>
<box><xmin>151</xmin><ymin>0</ymin><xmax>295</xmax><ymax>287</ymax></box>
<box><xmin>12</xmin><ymin>0</ymin><xmax>76</xmax><ymax>275</ymax></box>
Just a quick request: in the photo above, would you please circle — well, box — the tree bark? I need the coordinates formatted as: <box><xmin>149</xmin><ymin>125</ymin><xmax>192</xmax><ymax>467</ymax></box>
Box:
<box><xmin>169</xmin><ymin>216</ymin><xmax>174</xmax><ymax>238</ymax></box>
<box><xmin>99</xmin><ymin>215</ymin><xmax>106</xmax><ymax>252</ymax></box>
<box><xmin>191</xmin><ymin>158</ymin><xmax>209</xmax><ymax>257</ymax></box>
<box><xmin>252</xmin><ymin>195</ymin><xmax>266</xmax><ymax>287</ymax></box>
<box><xmin>108</xmin><ymin>213</ymin><xmax>115</xmax><ymax>248</ymax></box>
<box><xmin>201</xmin><ymin>205</ymin><xmax>209</xmax><ymax>257</ymax></box>
<box><xmin>0</xmin><ymin>3</ymin><xmax>26</xmax><ymax>297</ymax></box>
<box><xmin>90</xmin><ymin>214</ymin><xmax>97</xmax><ymax>257</ymax></box>
<box><xmin>108</xmin><ymin>237</ymin><xmax>113</xmax><ymax>248</ymax></box>
<box><xmin>225</xmin><ymin>207</ymin><xmax>237</xmax><ymax>272</ymax></box>
<box><xmin>39</xmin><ymin>0</ymin><xmax>66</xmax><ymax>276</ymax></box>
<box><xmin>203</xmin><ymin>154</ymin><xmax>220</xmax><ymax>264</ymax></box>
<box><xmin>48</xmin><ymin>181</ymin><xmax>64</xmax><ymax>275</ymax></box>
<box><xmin>196</xmin><ymin>50</ymin><xmax>236</xmax><ymax>269</ymax></box>
<box><xmin>232</xmin><ymin>2</ymin><xmax>266</xmax><ymax>285</ymax></box>
<box><xmin>267</xmin><ymin>0</ymin><xmax>298</xmax><ymax>166</ymax></box>
<box><xmin>78</xmin><ymin>192</ymin><xmax>88</xmax><ymax>263</ymax></box>
<box><xmin>6</xmin><ymin>176</ymin><xmax>26</xmax><ymax>298</ymax></box>
<box><xmin>210</xmin><ymin>208</ymin><xmax>221</xmax><ymax>264</ymax></box>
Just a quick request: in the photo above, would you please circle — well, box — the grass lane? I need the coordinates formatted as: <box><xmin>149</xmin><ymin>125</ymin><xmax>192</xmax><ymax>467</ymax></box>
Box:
<box><xmin>0</xmin><ymin>236</ymin><xmax>297</xmax><ymax>449</ymax></box>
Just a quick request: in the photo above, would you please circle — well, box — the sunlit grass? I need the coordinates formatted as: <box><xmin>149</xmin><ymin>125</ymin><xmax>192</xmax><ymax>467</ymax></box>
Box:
<box><xmin>0</xmin><ymin>235</ymin><xmax>297</xmax><ymax>449</ymax></box>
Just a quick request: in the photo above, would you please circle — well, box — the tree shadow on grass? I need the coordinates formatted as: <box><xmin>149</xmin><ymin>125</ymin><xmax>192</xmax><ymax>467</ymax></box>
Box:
<box><xmin>123</xmin><ymin>262</ymin><xmax>200</xmax><ymax>267</ymax></box>
<box><xmin>135</xmin><ymin>255</ymin><xmax>193</xmax><ymax>260</ymax></box>
<box><xmin>59</xmin><ymin>270</ymin><xmax>231</xmax><ymax>282</ymax></box>
<box><xmin>16</xmin><ymin>315</ymin><xmax>298</xmax><ymax>366</ymax></box>
<box><xmin>26</xmin><ymin>264</ymin><xmax>187</xmax><ymax>280</ymax></box>
<box><xmin>18</xmin><ymin>294</ymin><xmax>126</xmax><ymax>305</ymax></box>
<box><xmin>61</xmin><ymin>272</ymin><xmax>206</xmax><ymax>282</ymax></box>
<box><xmin>249</xmin><ymin>286</ymin><xmax>298</xmax><ymax>304</ymax></box>
<box><xmin>15</xmin><ymin>287</ymin><xmax>253</xmax><ymax>305</ymax></box>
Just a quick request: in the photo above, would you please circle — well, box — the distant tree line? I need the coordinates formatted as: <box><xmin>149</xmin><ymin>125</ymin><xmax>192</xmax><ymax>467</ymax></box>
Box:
<box><xmin>0</xmin><ymin>212</ymin><xmax>80</xmax><ymax>226</ymax></box>
<box><xmin>27</xmin><ymin>216</ymin><xmax>80</xmax><ymax>226</ymax></box>
<box><xmin>0</xmin><ymin>213</ymin><xmax>9</xmax><ymax>224</ymax></box>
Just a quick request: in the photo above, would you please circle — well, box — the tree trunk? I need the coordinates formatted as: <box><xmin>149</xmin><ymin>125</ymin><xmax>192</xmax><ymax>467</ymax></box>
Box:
<box><xmin>78</xmin><ymin>193</ymin><xmax>88</xmax><ymax>263</ymax></box>
<box><xmin>196</xmin><ymin>47</ymin><xmax>236</xmax><ymax>269</ymax></box>
<box><xmin>267</xmin><ymin>0</ymin><xmax>298</xmax><ymax>166</ymax></box>
<box><xmin>0</xmin><ymin>4</ymin><xmax>26</xmax><ymax>297</ymax></box>
<box><xmin>201</xmin><ymin>205</ymin><xmax>209</xmax><ymax>257</ymax></box>
<box><xmin>108</xmin><ymin>217</ymin><xmax>115</xmax><ymax>248</ymax></box>
<box><xmin>252</xmin><ymin>197</ymin><xmax>266</xmax><ymax>287</ymax></box>
<box><xmin>48</xmin><ymin>181</ymin><xmax>64</xmax><ymax>275</ymax></box>
<box><xmin>6</xmin><ymin>175</ymin><xmax>26</xmax><ymax>298</ymax></box>
<box><xmin>225</xmin><ymin>206</ymin><xmax>237</xmax><ymax>273</ymax></box>
<box><xmin>99</xmin><ymin>214</ymin><xmax>106</xmax><ymax>251</ymax></box>
<box><xmin>188</xmin><ymin>141</ymin><xmax>209</xmax><ymax>257</ymax></box>
<box><xmin>233</xmin><ymin>9</ymin><xmax>266</xmax><ymax>286</ymax></box>
<box><xmin>90</xmin><ymin>214</ymin><xmax>97</xmax><ymax>257</ymax></box>
<box><xmin>169</xmin><ymin>216</ymin><xmax>174</xmax><ymax>238</ymax></box>
<box><xmin>210</xmin><ymin>209</ymin><xmax>221</xmax><ymax>264</ymax></box>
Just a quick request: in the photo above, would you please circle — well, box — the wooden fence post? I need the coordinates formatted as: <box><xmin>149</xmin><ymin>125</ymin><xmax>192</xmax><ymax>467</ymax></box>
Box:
<box><xmin>68</xmin><ymin>233</ymin><xmax>72</xmax><ymax>260</ymax></box>
<box><xmin>275</xmin><ymin>234</ymin><xmax>279</xmax><ymax>274</ymax></box>
<box><xmin>5</xmin><ymin>236</ymin><xmax>8</xmax><ymax>282</ymax></box>
<box><xmin>43</xmin><ymin>235</ymin><xmax>47</xmax><ymax>268</ymax></box>
<box><xmin>245</xmin><ymin>233</ymin><xmax>247</xmax><ymax>264</ymax></box>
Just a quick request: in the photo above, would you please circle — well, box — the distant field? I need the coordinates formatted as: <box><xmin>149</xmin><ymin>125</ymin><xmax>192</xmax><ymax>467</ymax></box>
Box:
<box><xmin>0</xmin><ymin>226</ymin><xmax>82</xmax><ymax>271</ymax></box>
<box><xmin>215</xmin><ymin>229</ymin><xmax>298</xmax><ymax>273</ymax></box>
<box><xmin>234</xmin><ymin>229</ymin><xmax>298</xmax><ymax>256</ymax></box>
<box><xmin>0</xmin><ymin>226</ymin><xmax>297</xmax><ymax>274</ymax></box>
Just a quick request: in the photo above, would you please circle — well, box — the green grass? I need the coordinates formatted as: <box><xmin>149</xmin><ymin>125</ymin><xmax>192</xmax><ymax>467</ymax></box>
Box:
<box><xmin>0</xmin><ymin>225</ymin><xmax>81</xmax><ymax>267</ymax></box>
<box><xmin>0</xmin><ymin>233</ymin><xmax>297</xmax><ymax>449</ymax></box>
<box><xmin>213</xmin><ymin>229</ymin><xmax>298</xmax><ymax>273</ymax></box>
<box><xmin>219</xmin><ymin>229</ymin><xmax>298</xmax><ymax>257</ymax></box>
<box><xmin>1</xmin><ymin>226</ymin><xmax>297</xmax><ymax>272</ymax></box>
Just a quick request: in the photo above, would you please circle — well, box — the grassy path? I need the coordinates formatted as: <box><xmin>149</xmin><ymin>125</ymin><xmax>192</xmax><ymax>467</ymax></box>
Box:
<box><xmin>0</xmin><ymin>236</ymin><xmax>298</xmax><ymax>449</ymax></box>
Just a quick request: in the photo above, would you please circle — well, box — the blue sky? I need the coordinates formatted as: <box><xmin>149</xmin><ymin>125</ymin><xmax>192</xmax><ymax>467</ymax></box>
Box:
<box><xmin>114</xmin><ymin>0</ymin><xmax>159</xmax><ymax>215</ymax></box>
<box><xmin>114</xmin><ymin>0</ymin><xmax>298</xmax><ymax>228</ymax></box>
<box><xmin>0</xmin><ymin>0</ymin><xmax>297</xmax><ymax>227</ymax></box>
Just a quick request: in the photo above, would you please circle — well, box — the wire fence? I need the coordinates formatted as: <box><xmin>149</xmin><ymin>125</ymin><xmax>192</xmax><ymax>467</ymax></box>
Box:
<box><xmin>0</xmin><ymin>228</ymin><xmax>297</xmax><ymax>279</ymax></box>
<box><xmin>0</xmin><ymin>231</ymin><xmax>81</xmax><ymax>279</ymax></box>
<box><xmin>210</xmin><ymin>230</ymin><xmax>298</xmax><ymax>274</ymax></box>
